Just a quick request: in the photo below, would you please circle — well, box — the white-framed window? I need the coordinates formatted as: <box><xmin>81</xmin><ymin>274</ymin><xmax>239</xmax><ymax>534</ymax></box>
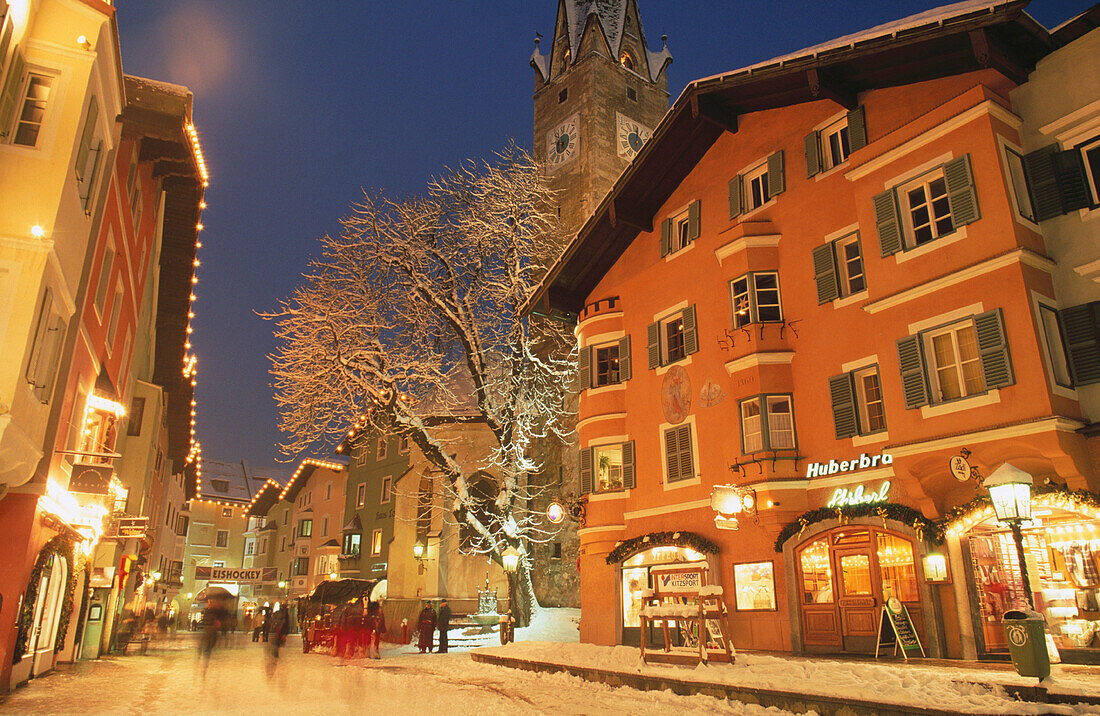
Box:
<box><xmin>8</xmin><ymin>72</ymin><xmax>54</xmax><ymax>147</ymax></box>
<box><xmin>245</xmin><ymin>540</ymin><xmax>254</xmax><ymax>556</ymax></box>
<box><xmin>729</xmin><ymin>271</ymin><xmax>782</xmax><ymax>328</ymax></box>
<box><xmin>580</xmin><ymin>336</ymin><xmax>632</xmax><ymax>389</ymax></box>
<box><xmin>579</xmin><ymin>441</ymin><xmax>635</xmax><ymax>494</ymax></box>
<box><xmin>745</xmin><ymin>162</ymin><xmax>771</xmax><ymax>212</ymax></box>
<box><xmin>215</xmin><ymin>530</ymin><xmax>229</xmax><ymax>548</ymax></box>
<box><xmin>820</xmin><ymin>116</ymin><xmax>851</xmax><ymax>171</ymax></box>
<box><xmin>875</xmin><ymin>155</ymin><xmax>978</xmax><ymax>257</ymax></box>
<box><xmin>380</xmin><ymin>476</ymin><xmax>392</xmax><ymax>504</ymax></box>
<box><xmin>398</xmin><ymin>435</ymin><xmax>410</xmax><ymax>454</ymax></box>
<box><xmin>24</xmin><ymin>288</ymin><xmax>65</xmax><ymax>403</ymax></box>
<box><xmin>371</xmin><ymin>529</ymin><xmax>383</xmax><ymax>556</ymax></box>
<box><xmin>594</xmin><ymin>343</ymin><xmax>621</xmax><ymax>386</ymax></box>
<box><xmin>729</xmin><ymin>152</ymin><xmax>785</xmax><ymax>219</ymax></box>
<box><xmin>925</xmin><ymin>321</ymin><xmax>983</xmax><ymax>401</ymax></box>
<box><xmin>356</xmin><ymin>482</ymin><xmax>366</xmax><ymax>508</ymax></box>
<box><xmin>813</xmin><ymin>232</ymin><xmax>866</xmax><ymax>304</ymax></box>
<box><xmin>213</xmin><ymin>560</ymin><xmax>225</xmax><ymax>568</ymax></box>
<box><xmin>646</xmin><ymin>306</ymin><xmax>698</xmax><ymax>368</ymax></box>
<box><xmin>853</xmin><ymin>366</ymin><xmax>887</xmax><ymax>434</ymax></box>
<box><xmin>298</xmin><ymin>519</ymin><xmax>312</xmax><ymax>537</ymax></box>
<box><xmin>94</xmin><ymin>243</ymin><xmax>115</xmax><ymax>315</ymax></box>
<box><xmin>806</xmin><ymin>107</ymin><xmax>866</xmax><ymax>178</ymax></box>
<box><xmin>343</xmin><ymin>533</ymin><xmax>361</xmax><ymax>557</ymax></box>
<box><xmin>900</xmin><ymin>169</ymin><xmax>954</xmax><ymax>247</ymax></box>
<box><xmin>1003</xmin><ymin>146</ymin><xmax>1037</xmax><ymax>222</ymax></box>
<box><xmin>659</xmin><ymin>200</ymin><xmax>700</xmax><ymax>257</ymax></box>
<box><xmin>739</xmin><ymin>395</ymin><xmax>796</xmax><ymax>454</ymax></box>
<box><xmin>1081</xmin><ymin>136</ymin><xmax>1100</xmax><ymax>206</ymax></box>
<box><xmin>1038</xmin><ymin>304</ymin><xmax>1073</xmax><ymax>388</ymax></box>
<box><xmin>377</xmin><ymin>437</ymin><xmax>387</xmax><ymax>460</ymax></box>
<box><xmin>662</xmin><ymin>424</ymin><xmax>695</xmax><ymax>483</ymax></box>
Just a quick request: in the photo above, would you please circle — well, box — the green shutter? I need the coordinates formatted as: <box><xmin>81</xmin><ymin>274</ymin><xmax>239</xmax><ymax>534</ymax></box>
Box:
<box><xmin>0</xmin><ymin>50</ymin><xmax>24</xmax><ymax>137</ymax></box>
<box><xmin>943</xmin><ymin>154</ymin><xmax>979</xmax><ymax>227</ymax></box>
<box><xmin>847</xmin><ymin>106</ymin><xmax>867</xmax><ymax>151</ymax></box>
<box><xmin>621</xmin><ymin>441</ymin><xmax>635</xmax><ymax>489</ymax></box>
<box><xmin>767</xmin><ymin>150</ymin><xmax>785</xmax><ymax>196</ymax></box>
<box><xmin>618</xmin><ymin>335</ymin><xmax>631</xmax><ymax>381</ymax></box>
<box><xmin>0</xmin><ymin>17</ymin><xmax>14</xmax><ymax>75</ymax></box>
<box><xmin>804</xmin><ymin>131</ymin><xmax>821</xmax><ymax>178</ymax></box>
<box><xmin>646</xmin><ymin>321</ymin><xmax>659</xmax><ymax>369</ymax></box>
<box><xmin>41</xmin><ymin>315</ymin><xmax>65</xmax><ymax>403</ymax></box>
<box><xmin>664</xmin><ymin>428</ymin><xmax>679</xmax><ymax>481</ymax></box>
<box><xmin>974</xmin><ymin>308</ymin><xmax>1014</xmax><ymax>389</ymax></box>
<box><xmin>1052</xmin><ymin>150</ymin><xmax>1091</xmax><ymax>213</ymax></box>
<box><xmin>677</xmin><ymin>424</ymin><xmax>694</xmax><ymax>481</ymax></box>
<box><xmin>660</xmin><ymin>218</ymin><xmax>672</xmax><ymax>257</ymax></box>
<box><xmin>1060</xmin><ymin>302</ymin><xmax>1100</xmax><ymax>386</ymax></box>
<box><xmin>75</xmin><ymin>96</ymin><xmax>98</xmax><ymax>181</ymax></box>
<box><xmin>82</xmin><ymin>140</ymin><xmax>102</xmax><ymax>213</ymax></box>
<box><xmin>1024</xmin><ymin>145</ymin><xmax>1062</xmax><ymax>221</ymax></box>
<box><xmin>896</xmin><ymin>334</ymin><xmax>930</xmax><ymax>409</ymax></box>
<box><xmin>829</xmin><ymin>373</ymin><xmax>858</xmax><ymax>439</ymax></box>
<box><xmin>579</xmin><ymin>447</ymin><xmax>594</xmax><ymax>495</ymax></box>
<box><xmin>728</xmin><ymin>175</ymin><xmax>742</xmax><ymax>219</ymax></box>
<box><xmin>682</xmin><ymin>305</ymin><xmax>698</xmax><ymax>355</ymax></box>
<box><xmin>26</xmin><ymin>288</ymin><xmax>53</xmax><ymax>395</ymax></box>
<box><xmin>687</xmin><ymin>199</ymin><xmax>700</xmax><ymax>241</ymax></box>
<box><xmin>578</xmin><ymin>345</ymin><xmax>591</xmax><ymax>390</ymax></box>
<box><xmin>812</xmin><ymin>243</ymin><xmax>839</xmax><ymax>304</ymax></box>
<box><xmin>873</xmin><ymin>189</ymin><xmax>902</xmax><ymax>257</ymax></box>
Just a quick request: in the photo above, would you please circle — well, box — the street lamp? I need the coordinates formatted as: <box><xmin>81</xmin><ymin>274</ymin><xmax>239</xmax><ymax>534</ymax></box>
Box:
<box><xmin>983</xmin><ymin>463</ymin><xmax>1034</xmax><ymax>608</ymax></box>
<box><xmin>277</xmin><ymin>581</ymin><xmax>286</xmax><ymax>590</ymax></box>
<box><xmin>413</xmin><ymin>542</ymin><xmax>425</xmax><ymax>560</ymax></box>
<box><xmin>329</xmin><ymin>571</ymin><xmax>338</xmax><ymax>581</ymax></box>
<box><xmin>501</xmin><ymin>546</ymin><xmax>521</xmax><ymax>573</ymax></box>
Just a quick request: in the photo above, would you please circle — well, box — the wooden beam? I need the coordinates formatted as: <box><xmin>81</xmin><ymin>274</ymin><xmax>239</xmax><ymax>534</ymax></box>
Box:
<box><xmin>547</xmin><ymin>283</ymin><xmax>585</xmax><ymax>317</ymax></box>
<box><xmin>691</xmin><ymin>94</ymin><xmax>738</xmax><ymax>133</ymax></box>
<box><xmin>610</xmin><ymin>197</ymin><xmax>653</xmax><ymax>232</ymax></box>
<box><xmin>969</xmin><ymin>28</ymin><xmax>1028</xmax><ymax>84</ymax></box>
<box><xmin>805</xmin><ymin>68</ymin><xmax>858</xmax><ymax>109</ymax></box>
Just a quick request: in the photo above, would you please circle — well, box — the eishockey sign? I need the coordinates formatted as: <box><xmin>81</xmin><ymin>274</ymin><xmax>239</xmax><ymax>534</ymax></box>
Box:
<box><xmin>195</xmin><ymin>566</ymin><xmax>277</xmax><ymax>584</ymax></box>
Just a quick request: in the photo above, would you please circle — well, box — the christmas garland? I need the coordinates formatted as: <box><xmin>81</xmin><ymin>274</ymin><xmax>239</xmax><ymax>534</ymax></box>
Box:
<box><xmin>773</xmin><ymin>502</ymin><xmax>944</xmax><ymax>553</ymax></box>
<box><xmin>605</xmin><ymin>531</ymin><xmax>719</xmax><ymax>565</ymax></box>
<box><xmin>12</xmin><ymin>535</ymin><xmax>77</xmax><ymax>664</ymax></box>
<box><xmin>939</xmin><ymin>483</ymin><xmax>1100</xmax><ymax>532</ymax></box>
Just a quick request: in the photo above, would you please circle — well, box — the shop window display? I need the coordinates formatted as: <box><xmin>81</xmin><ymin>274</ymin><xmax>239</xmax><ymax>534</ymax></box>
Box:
<box><xmin>800</xmin><ymin>537</ymin><xmax>833</xmax><ymax>603</ymax></box>
<box><xmin>733</xmin><ymin>561</ymin><xmax>776</xmax><ymax>610</ymax></box>
<box><xmin>620</xmin><ymin>546</ymin><xmax>707</xmax><ymax>642</ymax></box>
<box><xmin>968</xmin><ymin>510</ymin><xmax>1100</xmax><ymax>652</ymax></box>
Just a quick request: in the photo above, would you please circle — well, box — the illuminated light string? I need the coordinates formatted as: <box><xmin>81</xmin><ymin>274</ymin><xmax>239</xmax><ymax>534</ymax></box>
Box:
<box><xmin>277</xmin><ymin>458</ymin><xmax>347</xmax><ymax>501</ymax></box>
<box><xmin>944</xmin><ymin>490</ymin><xmax>1100</xmax><ymax>538</ymax></box>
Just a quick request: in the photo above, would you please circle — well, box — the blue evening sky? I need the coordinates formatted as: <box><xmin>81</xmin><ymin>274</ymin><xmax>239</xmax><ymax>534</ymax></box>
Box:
<box><xmin>114</xmin><ymin>1</ymin><xmax>1086</xmax><ymax>468</ymax></box>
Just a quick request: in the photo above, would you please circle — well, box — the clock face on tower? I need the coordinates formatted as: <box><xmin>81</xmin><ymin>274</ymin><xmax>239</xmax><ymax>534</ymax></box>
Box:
<box><xmin>546</xmin><ymin>114</ymin><xmax>579</xmax><ymax>170</ymax></box>
<box><xmin>617</xmin><ymin>112</ymin><xmax>652</xmax><ymax>160</ymax></box>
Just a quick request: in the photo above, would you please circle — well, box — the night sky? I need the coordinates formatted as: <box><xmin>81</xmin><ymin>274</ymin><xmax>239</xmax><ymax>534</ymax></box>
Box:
<box><xmin>114</xmin><ymin>1</ymin><xmax>1085</xmax><ymax>468</ymax></box>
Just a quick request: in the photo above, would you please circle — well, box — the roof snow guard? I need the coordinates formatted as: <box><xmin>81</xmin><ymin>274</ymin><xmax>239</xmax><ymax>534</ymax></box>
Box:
<box><xmin>523</xmin><ymin>0</ymin><xmax>1051</xmax><ymax>319</ymax></box>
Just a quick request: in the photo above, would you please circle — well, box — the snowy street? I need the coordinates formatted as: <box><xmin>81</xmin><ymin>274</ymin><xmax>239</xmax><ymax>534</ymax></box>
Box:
<box><xmin>0</xmin><ymin>633</ymin><xmax>793</xmax><ymax>716</ymax></box>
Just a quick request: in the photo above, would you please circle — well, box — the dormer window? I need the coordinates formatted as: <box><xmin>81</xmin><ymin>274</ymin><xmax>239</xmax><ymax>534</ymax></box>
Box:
<box><xmin>620</xmin><ymin>50</ymin><xmax>636</xmax><ymax>72</ymax></box>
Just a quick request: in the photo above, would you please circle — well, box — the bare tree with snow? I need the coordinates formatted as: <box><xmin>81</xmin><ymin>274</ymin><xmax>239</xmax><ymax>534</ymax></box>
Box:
<box><xmin>266</xmin><ymin>145</ymin><xmax>575</xmax><ymax>624</ymax></box>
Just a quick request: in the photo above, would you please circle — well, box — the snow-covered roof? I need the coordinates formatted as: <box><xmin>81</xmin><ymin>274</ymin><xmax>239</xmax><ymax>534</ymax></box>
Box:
<box><xmin>199</xmin><ymin>460</ymin><xmax>252</xmax><ymax>504</ymax></box>
<box><xmin>565</xmin><ymin>0</ymin><xmax>626</xmax><ymax>57</ymax></box>
<box><xmin>693</xmin><ymin>0</ymin><xmax>1016</xmax><ymax>87</ymax></box>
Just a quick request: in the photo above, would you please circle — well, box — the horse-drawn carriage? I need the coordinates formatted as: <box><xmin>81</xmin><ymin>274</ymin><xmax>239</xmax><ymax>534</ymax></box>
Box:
<box><xmin>298</xmin><ymin>578</ymin><xmax>378</xmax><ymax>653</ymax></box>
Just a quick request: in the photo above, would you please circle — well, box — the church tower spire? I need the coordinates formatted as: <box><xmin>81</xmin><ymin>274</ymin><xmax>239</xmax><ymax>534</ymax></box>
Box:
<box><xmin>532</xmin><ymin>0</ymin><xmax>671</xmax><ymax>235</ymax></box>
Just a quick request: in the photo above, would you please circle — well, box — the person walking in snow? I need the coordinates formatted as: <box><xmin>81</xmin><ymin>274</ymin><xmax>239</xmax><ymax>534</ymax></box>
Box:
<box><xmin>416</xmin><ymin>602</ymin><xmax>436</xmax><ymax>653</ymax></box>
<box><xmin>365</xmin><ymin>601</ymin><xmax>386</xmax><ymax>659</ymax></box>
<box><xmin>264</xmin><ymin>607</ymin><xmax>290</xmax><ymax>678</ymax></box>
<box><xmin>436</xmin><ymin>599</ymin><xmax>451</xmax><ymax>653</ymax></box>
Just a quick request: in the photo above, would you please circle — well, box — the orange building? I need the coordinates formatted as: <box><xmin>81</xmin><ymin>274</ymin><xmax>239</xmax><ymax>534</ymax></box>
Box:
<box><xmin>279</xmin><ymin>457</ymin><xmax>350</xmax><ymax>599</ymax></box>
<box><xmin>528</xmin><ymin>3</ymin><xmax>1100</xmax><ymax>661</ymax></box>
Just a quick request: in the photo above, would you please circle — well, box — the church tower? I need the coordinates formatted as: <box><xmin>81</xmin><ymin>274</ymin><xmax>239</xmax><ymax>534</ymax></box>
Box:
<box><xmin>531</xmin><ymin>0</ymin><xmax>672</xmax><ymax>234</ymax></box>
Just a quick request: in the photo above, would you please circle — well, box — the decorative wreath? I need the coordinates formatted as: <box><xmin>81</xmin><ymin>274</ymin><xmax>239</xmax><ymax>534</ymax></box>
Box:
<box><xmin>13</xmin><ymin>535</ymin><xmax>78</xmax><ymax>663</ymax></box>
<box><xmin>606</xmin><ymin>531</ymin><xmax>719</xmax><ymax>565</ymax></box>
<box><xmin>773</xmin><ymin>502</ymin><xmax>943</xmax><ymax>553</ymax></box>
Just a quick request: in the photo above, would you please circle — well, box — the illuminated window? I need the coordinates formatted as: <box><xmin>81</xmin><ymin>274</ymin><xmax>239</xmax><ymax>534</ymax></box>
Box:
<box><xmin>739</xmin><ymin>395</ymin><xmax>795</xmax><ymax>453</ymax></box>
<box><xmin>380</xmin><ymin>476</ymin><xmax>392</xmax><ymax>504</ymax></box>
<box><xmin>371</xmin><ymin>529</ymin><xmax>383</xmax><ymax>556</ymax></box>
<box><xmin>11</xmin><ymin>73</ymin><xmax>54</xmax><ymax>147</ymax></box>
<box><xmin>729</xmin><ymin>271</ymin><xmax>782</xmax><ymax>328</ymax></box>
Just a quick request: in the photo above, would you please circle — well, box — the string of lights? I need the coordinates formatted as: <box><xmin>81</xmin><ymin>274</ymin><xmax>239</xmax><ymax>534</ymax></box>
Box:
<box><xmin>183</xmin><ymin>120</ymin><xmax>208</xmax><ymax>501</ymax></box>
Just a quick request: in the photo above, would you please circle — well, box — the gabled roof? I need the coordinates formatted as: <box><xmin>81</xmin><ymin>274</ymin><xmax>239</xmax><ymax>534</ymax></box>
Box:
<box><xmin>524</xmin><ymin>0</ymin><xmax>1052</xmax><ymax>317</ymax></box>
<box><xmin>278</xmin><ymin>456</ymin><xmax>348</xmax><ymax>503</ymax></box>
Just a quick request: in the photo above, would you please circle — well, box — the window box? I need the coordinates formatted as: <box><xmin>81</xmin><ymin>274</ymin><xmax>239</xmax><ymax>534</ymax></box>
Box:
<box><xmin>874</xmin><ymin>155</ymin><xmax>979</xmax><ymax>257</ymax></box>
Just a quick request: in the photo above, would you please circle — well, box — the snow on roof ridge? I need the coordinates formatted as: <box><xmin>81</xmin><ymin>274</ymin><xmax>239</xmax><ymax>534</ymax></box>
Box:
<box><xmin>124</xmin><ymin>74</ymin><xmax>192</xmax><ymax>97</ymax></box>
<box><xmin>566</xmin><ymin>0</ymin><xmax>626</xmax><ymax>57</ymax></box>
<box><xmin>691</xmin><ymin>0</ymin><xmax>1014</xmax><ymax>86</ymax></box>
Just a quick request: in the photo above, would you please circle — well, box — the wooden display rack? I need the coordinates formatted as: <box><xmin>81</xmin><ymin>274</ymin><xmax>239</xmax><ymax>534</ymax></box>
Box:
<box><xmin>638</xmin><ymin>561</ymin><xmax>734</xmax><ymax>666</ymax></box>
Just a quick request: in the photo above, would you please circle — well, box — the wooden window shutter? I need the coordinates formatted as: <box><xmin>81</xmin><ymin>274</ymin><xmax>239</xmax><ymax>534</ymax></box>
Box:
<box><xmin>618</xmin><ymin>335</ymin><xmax>632</xmax><ymax>381</ymax></box>
<box><xmin>578</xmin><ymin>345</ymin><xmax>591</xmax><ymax>390</ymax></box>
<box><xmin>0</xmin><ymin>17</ymin><xmax>14</xmax><ymax>89</ymax></box>
<box><xmin>1052</xmin><ymin>150</ymin><xmax>1091</xmax><ymax>213</ymax></box>
<box><xmin>847</xmin><ymin>106</ymin><xmax>867</xmax><ymax>151</ymax></box>
<box><xmin>943</xmin><ymin>154</ymin><xmax>980</xmax><ymax>227</ymax></box>
<box><xmin>82</xmin><ymin>140</ymin><xmax>103</xmax><ymax>213</ymax></box>
<box><xmin>1026</xmin><ymin>145</ymin><xmax>1092</xmax><ymax>220</ymax></box>
<box><xmin>621</xmin><ymin>440</ymin><xmax>636</xmax><ymax>489</ymax></box>
<box><xmin>660</xmin><ymin>218</ymin><xmax>672</xmax><ymax>257</ymax></box>
<box><xmin>828</xmin><ymin>373</ymin><xmax>859</xmax><ymax>439</ymax></box>
<box><xmin>873</xmin><ymin>189</ymin><xmax>902</xmax><ymax>257</ymax></box>
<box><xmin>1060</xmin><ymin>302</ymin><xmax>1100</xmax><ymax>386</ymax></box>
<box><xmin>812</xmin><ymin>243</ymin><xmax>839</xmax><ymax>304</ymax></box>
<box><xmin>0</xmin><ymin>50</ymin><xmax>25</xmax><ymax>137</ymax></box>
<box><xmin>728</xmin><ymin>175</ymin><xmax>743</xmax><ymax>219</ymax></box>
<box><xmin>767</xmin><ymin>150</ymin><xmax>785</xmax><ymax>196</ymax></box>
<box><xmin>75</xmin><ymin>96</ymin><xmax>98</xmax><ymax>181</ymax></box>
<box><xmin>579</xmin><ymin>447</ymin><xmax>594</xmax><ymax>495</ymax></box>
<box><xmin>26</xmin><ymin>288</ymin><xmax>53</xmax><ymax>394</ymax></box>
<box><xmin>664</xmin><ymin>427</ymin><xmax>679</xmax><ymax>481</ymax></box>
<box><xmin>42</xmin><ymin>315</ymin><xmax>66</xmax><ymax>402</ymax></box>
<box><xmin>974</xmin><ymin>308</ymin><xmax>1014</xmax><ymax>390</ymax></box>
<box><xmin>682</xmin><ymin>305</ymin><xmax>699</xmax><ymax>355</ymax></box>
<box><xmin>804</xmin><ymin>131</ymin><xmax>821</xmax><ymax>178</ymax></box>
<box><xmin>687</xmin><ymin>199</ymin><xmax>701</xmax><ymax>241</ymax></box>
<box><xmin>895</xmin><ymin>334</ymin><xmax>930</xmax><ymax>409</ymax></box>
<box><xmin>646</xmin><ymin>321</ymin><xmax>660</xmax><ymax>369</ymax></box>
<box><xmin>676</xmin><ymin>424</ymin><xmax>693</xmax><ymax>480</ymax></box>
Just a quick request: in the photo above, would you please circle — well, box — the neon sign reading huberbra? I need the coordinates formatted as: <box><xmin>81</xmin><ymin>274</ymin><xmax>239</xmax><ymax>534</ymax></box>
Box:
<box><xmin>805</xmin><ymin>452</ymin><xmax>892</xmax><ymax>478</ymax></box>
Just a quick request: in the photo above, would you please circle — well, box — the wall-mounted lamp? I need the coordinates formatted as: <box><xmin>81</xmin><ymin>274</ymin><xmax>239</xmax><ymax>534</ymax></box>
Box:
<box><xmin>31</xmin><ymin>225</ymin><xmax>45</xmax><ymax>239</ymax></box>
<box><xmin>77</xmin><ymin>35</ymin><xmax>92</xmax><ymax>51</ymax></box>
<box><xmin>501</xmin><ymin>546</ymin><xmax>522</xmax><ymax>573</ymax></box>
<box><xmin>412</xmin><ymin>542</ymin><xmax>425</xmax><ymax>560</ymax></box>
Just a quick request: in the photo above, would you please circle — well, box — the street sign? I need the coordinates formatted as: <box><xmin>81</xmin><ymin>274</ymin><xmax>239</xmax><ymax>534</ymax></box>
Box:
<box><xmin>949</xmin><ymin>455</ymin><xmax>972</xmax><ymax>482</ymax></box>
<box><xmin>194</xmin><ymin>566</ymin><xmax>277</xmax><ymax>584</ymax></box>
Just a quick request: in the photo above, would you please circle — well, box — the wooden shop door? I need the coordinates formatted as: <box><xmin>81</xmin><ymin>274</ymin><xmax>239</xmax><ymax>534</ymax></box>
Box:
<box><xmin>834</xmin><ymin>540</ymin><xmax>881</xmax><ymax>653</ymax></box>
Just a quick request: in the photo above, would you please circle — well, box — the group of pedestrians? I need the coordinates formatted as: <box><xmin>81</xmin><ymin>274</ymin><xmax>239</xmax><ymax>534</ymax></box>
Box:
<box><xmin>416</xmin><ymin>598</ymin><xmax>451</xmax><ymax>653</ymax></box>
<box><xmin>335</xmin><ymin>600</ymin><xmax>386</xmax><ymax>659</ymax></box>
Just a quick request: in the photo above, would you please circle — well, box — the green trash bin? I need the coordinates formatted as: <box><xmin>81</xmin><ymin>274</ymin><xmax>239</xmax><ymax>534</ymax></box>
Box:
<box><xmin>1002</xmin><ymin>609</ymin><xmax>1050</xmax><ymax>682</ymax></box>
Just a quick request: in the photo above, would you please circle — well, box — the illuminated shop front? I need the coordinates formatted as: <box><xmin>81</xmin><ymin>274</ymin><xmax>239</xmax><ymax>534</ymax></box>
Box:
<box><xmin>951</xmin><ymin>491</ymin><xmax>1100</xmax><ymax>657</ymax></box>
<box><xmin>617</xmin><ymin>539</ymin><xmax>715</xmax><ymax>647</ymax></box>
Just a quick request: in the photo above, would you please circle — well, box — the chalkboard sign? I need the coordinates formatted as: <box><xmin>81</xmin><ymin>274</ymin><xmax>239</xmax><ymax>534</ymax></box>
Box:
<box><xmin>875</xmin><ymin>597</ymin><xmax>925</xmax><ymax>659</ymax></box>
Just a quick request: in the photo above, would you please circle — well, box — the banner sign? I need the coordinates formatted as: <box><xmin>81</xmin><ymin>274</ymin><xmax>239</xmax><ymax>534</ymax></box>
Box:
<box><xmin>195</xmin><ymin>566</ymin><xmax>277</xmax><ymax>584</ymax></box>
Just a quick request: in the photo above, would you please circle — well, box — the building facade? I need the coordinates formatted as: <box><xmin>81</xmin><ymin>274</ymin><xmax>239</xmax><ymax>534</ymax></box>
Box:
<box><xmin>529</xmin><ymin>2</ymin><xmax>1100</xmax><ymax>662</ymax></box>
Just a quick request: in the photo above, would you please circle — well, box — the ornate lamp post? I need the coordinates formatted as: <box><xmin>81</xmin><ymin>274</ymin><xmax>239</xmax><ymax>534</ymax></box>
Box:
<box><xmin>501</xmin><ymin>546</ymin><xmax>521</xmax><ymax>574</ymax></box>
<box><xmin>983</xmin><ymin>463</ymin><xmax>1034</xmax><ymax>609</ymax></box>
